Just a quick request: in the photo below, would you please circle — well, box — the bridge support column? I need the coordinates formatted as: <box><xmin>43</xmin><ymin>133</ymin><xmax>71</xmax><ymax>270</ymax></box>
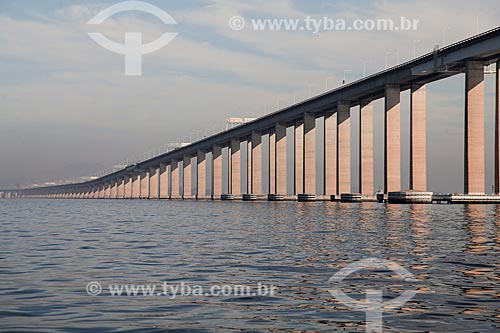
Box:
<box><xmin>247</xmin><ymin>140</ymin><xmax>252</xmax><ymax>193</ymax></box>
<box><xmin>140</xmin><ymin>171</ymin><xmax>150</xmax><ymax>199</ymax></box>
<box><xmin>104</xmin><ymin>183</ymin><xmax>111</xmax><ymax>199</ymax></box>
<box><xmin>125</xmin><ymin>176</ymin><xmax>132</xmax><ymax>198</ymax></box>
<box><xmin>132</xmin><ymin>174</ymin><xmax>141</xmax><ymax>199</ymax></box>
<box><xmin>359</xmin><ymin>101</ymin><xmax>374</xmax><ymax>196</ymax></box>
<box><xmin>251</xmin><ymin>131</ymin><xmax>262</xmax><ymax>195</ymax></box>
<box><xmin>197</xmin><ymin>150</ymin><xmax>207</xmax><ymax>199</ymax></box>
<box><xmin>98</xmin><ymin>184</ymin><xmax>105</xmax><ymax>199</ymax></box>
<box><xmin>149</xmin><ymin>167</ymin><xmax>159</xmax><ymax>199</ymax></box>
<box><xmin>159</xmin><ymin>163</ymin><xmax>169</xmax><ymax>199</ymax></box>
<box><xmin>464</xmin><ymin>61</ymin><xmax>485</xmax><ymax>194</ymax></box>
<box><xmin>212</xmin><ymin>145</ymin><xmax>222</xmax><ymax>199</ymax></box>
<box><xmin>324</xmin><ymin>112</ymin><xmax>337</xmax><ymax>196</ymax></box>
<box><xmin>171</xmin><ymin>160</ymin><xmax>180</xmax><ymax>199</ymax></box>
<box><xmin>303</xmin><ymin>113</ymin><xmax>316</xmax><ymax>195</ymax></box>
<box><xmin>294</xmin><ymin>123</ymin><xmax>304</xmax><ymax>195</ymax></box>
<box><xmin>338</xmin><ymin>101</ymin><xmax>351</xmax><ymax>194</ymax></box>
<box><xmin>110</xmin><ymin>180</ymin><xmax>117</xmax><ymax>199</ymax></box>
<box><xmin>410</xmin><ymin>84</ymin><xmax>427</xmax><ymax>191</ymax></box>
<box><xmin>384</xmin><ymin>84</ymin><xmax>401</xmax><ymax>193</ymax></box>
<box><xmin>269</xmin><ymin>130</ymin><xmax>276</xmax><ymax>194</ymax></box>
<box><xmin>230</xmin><ymin>139</ymin><xmax>241</xmax><ymax>195</ymax></box>
<box><xmin>117</xmin><ymin>178</ymin><xmax>125</xmax><ymax>199</ymax></box>
<box><xmin>496</xmin><ymin>59</ymin><xmax>500</xmax><ymax>194</ymax></box>
<box><xmin>183</xmin><ymin>155</ymin><xmax>193</xmax><ymax>199</ymax></box>
<box><xmin>275</xmin><ymin>123</ymin><xmax>287</xmax><ymax>195</ymax></box>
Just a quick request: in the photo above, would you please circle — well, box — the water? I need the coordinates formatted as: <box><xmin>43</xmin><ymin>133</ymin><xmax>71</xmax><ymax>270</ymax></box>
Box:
<box><xmin>1</xmin><ymin>199</ymin><xmax>500</xmax><ymax>332</ymax></box>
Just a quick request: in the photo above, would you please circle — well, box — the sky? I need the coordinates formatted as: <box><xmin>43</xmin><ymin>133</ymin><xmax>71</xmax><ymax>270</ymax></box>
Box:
<box><xmin>0</xmin><ymin>0</ymin><xmax>499</xmax><ymax>193</ymax></box>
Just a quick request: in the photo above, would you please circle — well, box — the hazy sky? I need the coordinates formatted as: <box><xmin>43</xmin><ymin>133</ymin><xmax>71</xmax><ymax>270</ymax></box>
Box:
<box><xmin>0</xmin><ymin>0</ymin><xmax>499</xmax><ymax>193</ymax></box>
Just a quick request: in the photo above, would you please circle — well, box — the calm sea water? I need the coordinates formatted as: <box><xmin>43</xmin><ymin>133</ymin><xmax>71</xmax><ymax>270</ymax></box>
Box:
<box><xmin>1</xmin><ymin>199</ymin><xmax>500</xmax><ymax>332</ymax></box>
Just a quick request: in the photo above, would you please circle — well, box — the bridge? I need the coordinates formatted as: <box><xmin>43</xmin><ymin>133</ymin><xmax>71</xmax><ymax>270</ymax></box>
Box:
<box><xmin>2</xmin><ymin>28</ymin><xmax>500</xmax><ymax>203</ymax></box>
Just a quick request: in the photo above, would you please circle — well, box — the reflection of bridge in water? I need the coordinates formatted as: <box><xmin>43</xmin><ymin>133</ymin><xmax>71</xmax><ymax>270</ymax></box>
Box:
<box><xmin>2</xmin><ymin>28</ymin><xmax>500</xmax><ymax>203</ymax></box>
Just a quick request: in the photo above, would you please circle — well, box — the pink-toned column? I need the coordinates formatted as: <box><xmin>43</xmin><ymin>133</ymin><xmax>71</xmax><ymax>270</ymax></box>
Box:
<box><xmin>149</xmin><ymin>167</ymin><xmax>159</xmax><ymax>199</ymax></box>
<box><xmin>269</xmin><ymin>131</ymin><xmax>276</xmax><ymax>194</ymax></box>
<box><xmin>338</xmin><ymin>101</ymin><xmax>351</xmax><ymax>194</ymax></box>
<box><xmin>104</xmin><ymin>183</ymin><xmax>111</xmax><ymax>199</ymax></box>
<box><xmin>247</xmin><ymin>140</ymin><xmax>252</xmax><ymax>193</ymax></box>
<box><xmin>132</xmin><ymin>174</ymin><xmax>141</xmax><ymax>199</ymax></box>
<box><xmin>230</xmin><ymin>139</ymin><xmax>241</xmax><ymax>195</ymax></box>
<box><xmin>98</xmin><ymin>184</ymin><xmax>105</xmax><ymax>199</ymax></box>
<box><xmin>159</xmin><ymin>163</ymin><xmax>170</xmax><ymax>199</ymax></box>
<box><xmin>124</xmin><ymin>176</ymin><xmax>132</xmax><ymax>198</ymax></box>
<box><xmin>294</xmin><ymin>123</ymin><xmax>304</xmax><ymax>194</ymax></box>
<box><xmin>251</xmin><ymin>131</ymin><xmax>262</xmax><ymax>194</ymax></box>
<box><xmin>183</xmin><ymin>155</ymin><xmax>192</xmax><ymax>199</ymax></box>
<box><xmin>303</xmin><ymin>113</ymin><xmax>316</xmax><ymax>194</ymax></box>
<box><xmin>464</xmin><ymin>61</ymin><xmax>485</xmax><ymax>194</ymax></box>
<box><xmin>171</xmin><ymin>160</ymin><xmax>180</xmax><ymax>199</ymax></box>
<box><xmin>117</xmin><ymin>178</ymin><xmax>125</xmax><ymax>199</ymax></box>
<box><xmin>110</xmin><ymin>180</ymin><xmax>118</xmax><ymax>199</ymax></box>
<box><xmin>197</xmin><ymin>150</ymin><xmax>207</xmax><ymax>198</ymax></box>
<box><xmin>359</xmin><ymin>101</ymin><xmax>374</xmax><ymax>196</ymax></box>
<box><xmin>496</xmin><ymin>59</ymin><xmax>500</xmax><ymax>194</ymax></box>
<box><xmin>212</xmin><ymin>145</ymin><xmax>222</xmax><ymax>199</ymax></box>
<box><xmin>410</xmin><ymin>84</ymin><xmax>427</xmax><ymax>191</ymax></box>
<box><xmin>275</xmin><ymin>123</ymin><xmax>287</xmax><ymax>195</ymax></box>
<box><xmin>384</xmin><ymin>84</ymin><xmax>401</xmax><ymax>193</ymax></box>
<box><xmin>140</xmin><ymin>171</ymin><xmax>150</xmax><ymax>199</ymax></box>
<box><xmin>324</xmin><ymin>112</ymin><xmax>337</xmax><ymax>196</ymax></box>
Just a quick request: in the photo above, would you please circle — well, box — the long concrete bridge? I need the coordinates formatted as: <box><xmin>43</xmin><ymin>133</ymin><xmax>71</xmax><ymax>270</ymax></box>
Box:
<box><xmin>2</xmin><ymin>28</ymin><xmax>500</xmax><ymax>202</ymax></box>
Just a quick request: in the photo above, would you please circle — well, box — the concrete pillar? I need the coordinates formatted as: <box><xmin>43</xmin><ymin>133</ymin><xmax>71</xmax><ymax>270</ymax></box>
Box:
<box><xmin>132</xmin><ymin>174</ymin><xmax>141</xmax><ymax>199</ymax></box>
<box><xmin>98</xmin><ymin>184</ymin><xmax>105</xmax><ymax>199</ymax></box>
<box><xmin>384</xmin><ymin>83</ymin><xmax>401</xmax><ymax>193</ymax></box>
<box><xmin>104</xmin><ymin>183</ymin><xmax>111</xmax><ymax>199</ymax></box>
<box><xmin>324</xmin><ymin>112</ymin><xmax>337</xmax><ymax>196</ymax></box>
<box><xmin>117</xmin><ymin>178</ymin><xmax>125</xmax><ymax>199</ymax></box>
<box><xmin>197</xmin><ymin>150</ymin><xmax>207</xmax><ymax>198</ymax></box>
<box><xmin>159</xmin><ymin>163</ymin><xmax>170</xmax><ymax>199</ymax></box>
<box><xmin>149</xmin><ymin>167</ymin><xmax>159</xmax><ymax>199</ymax></box>
<box><xmin>464</xmin><ymin>61</ymin><xmax>485</xmax><ymax>194</ymax></box>
<box><xmin>230</xmin><ymin>139</ymin><xmax>241</xmax><ymax>195</ymax></box>
<box><xmin>247</xmin><ymin>140</ymin><xmax>252</xmax><ymax>193</ymax></box>
<box><xmin>338</xmin><ymin>101</ymin><xmax>351</xmax><ymax>194</ymax></box>
<box><xmin>110</xmin><ymin>180</ymin><xmax>118</xmax><ymax>199</ymax></box>
<box><xmin>303</xmin><ymin>113</ymin><xmax>316</xmax><ymax>194</ymax></box>
<box><xmin>213</xmin><ymin>145</ymin><xmax>222</xmax><ymax>198</ymax></box>
<box><xmin>183</xmin><ymin>155</ymin><xmax>192</xmax><ymax>199</ymax></box>
<box><xmin>359</xmin><ymin>101</ymin><xmax>374</xmax><ymax>196</ymax></box>
<box><xmin>251</xmin><ymin>131</ymin><xmax>262</xmax><ymax>194</ymax></box>
<box><xmin>496</xmin><ymin>60</ymin><xmax>500</xmax><ymax>194</ymax></box>
<box><xmin>125</xmin><ymin>176</ymin><xmax>132</xmax><ymax>198</ymax></box>
<box><xmin>140</xmin><ymin>171</ymin><xmax>150</xmax><ymax>199</ymax></box>
<box><xmin>294</xmin><ymin>123</ymin><xmax>304</xmax><ymax>195</ymax></box>
<box><xmin>275</xmin><ymin>123</ymin><xmax>287</xmax><ymax>195</ymax></box>
<box><xmin>410</xmin><ymin>84</ymin><xmax>427</xmax><ymax>191</ymax></box>
<box><xmin>171</xmin><ymin>160</ymin><xmax>180</xmax><ymax>199</ymax></box>
<box><xmin>92</xmin><ymin>186</ymin><xmax>98</xmax><ymax>199</ymax></box>
<box><xmin>269</xmin><ymin>131</ymin><xmax>276</xmax><ymax>194</ymax></box>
